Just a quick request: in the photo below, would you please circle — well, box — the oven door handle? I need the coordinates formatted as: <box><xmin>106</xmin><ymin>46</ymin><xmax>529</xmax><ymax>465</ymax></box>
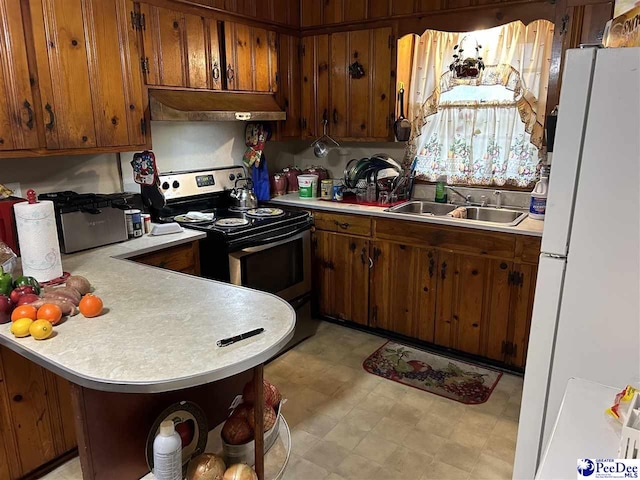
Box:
<box><xmin>235</xmin><ymin>226</ymin><xmax>311</xmax><ymax>254</ymax></box>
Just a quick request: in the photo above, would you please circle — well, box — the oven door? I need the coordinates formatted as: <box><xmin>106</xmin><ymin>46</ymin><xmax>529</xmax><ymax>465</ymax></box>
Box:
<box><xmin>228</xmin><ymin>229</ymin><xmax>311</xmax><ymax>301</ymax></box>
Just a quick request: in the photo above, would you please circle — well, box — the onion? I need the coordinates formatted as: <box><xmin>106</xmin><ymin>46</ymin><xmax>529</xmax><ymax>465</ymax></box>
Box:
<box><xmin>223</xmin><ymin>464</ymin><xmax>257</xmax><ymax>480</ymax></box>
<box><xmin>186</xmin><ymin>453</ymin><xmax>226</xmax><ymax>480</ymax></box>
<box><xmin>242</xmin><ymin>379</ymin><xmax>278</xmax><ymax>407</ymax></box>
<box><xmin>230</xmin><ymin>403</ymin><xmax>252</xmax><ymax>421</ymax></box>
<box><xmin>221</xmin><ymin>417</ymin><xmax>252</xmax><ymax>445</ymax></box>
<box><xmin>247</xmin><ymin>405</ymin><xmax>276</xmax><ymax>432</ymax></box>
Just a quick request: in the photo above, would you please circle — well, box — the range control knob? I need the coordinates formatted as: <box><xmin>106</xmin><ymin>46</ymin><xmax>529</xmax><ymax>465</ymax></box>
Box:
<box><xmin>229</xmin><ymin>174</ymin><xmax>235</xmax><ymax>181</ymax></box>
<box><xmin>161</xmin><ymin>182</ymin><xmax>170</xmax><ymax>190</ymax></box>
<box><xmin>172</xmin><ymin>181</ymin><xmax>180</xmax><ymax>189</ymax></box>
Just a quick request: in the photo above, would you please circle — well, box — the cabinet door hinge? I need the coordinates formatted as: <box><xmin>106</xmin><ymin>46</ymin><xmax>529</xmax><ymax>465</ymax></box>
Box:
<box><xmin>141</xmin><ymin>57</ymin><xmax>149</xmax><ymax>74</ymax></box>
<box><xmin>140</xmin><ymin>118</ymin><xmax>147</xmax><ymax>136</ymax></box>
<box><xmin>371</xmin><ymin>305</ymin><xmax>378</xmax><ymax>326</ymax></box>
<box><xmin>388</xmin><ymin>34</ymin><xmax>395</xmax><ymax>49</ymax></box>
<box><xmin>131</xmin><ymin>12</ymin><xmax>145</xmax><ymax>30</ymax></box>
<box><xmin>300</xmin><ymin>43</ymin><xmax>306</xmax><ymax>56</ymax></box>
<box><xmin>509</xmin><ymin>271</ymin><xmax>524</xmax><ymax>287</ymax></box>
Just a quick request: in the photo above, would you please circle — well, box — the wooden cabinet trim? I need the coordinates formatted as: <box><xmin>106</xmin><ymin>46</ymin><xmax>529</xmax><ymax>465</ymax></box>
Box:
<box><xmin>130</xmin><ymin>240</ymin><xmax>201</xmax><ymax>275</ymax></box>
<box><xmin>314</xmin><ymin>211</ymin><xmax>372</xmax><ymax>236</ymax></box>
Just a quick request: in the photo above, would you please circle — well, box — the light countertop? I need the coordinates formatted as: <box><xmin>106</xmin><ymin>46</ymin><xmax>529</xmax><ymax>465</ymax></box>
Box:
<box><xmin>0</xmin><ymin>229</ymin><xmax>295</xmax><ymax>393</ymax></box>
<box><xmin>269</xmin><ymin>193</ymin><xmax>544</xmax><ymax>237</ymax></box>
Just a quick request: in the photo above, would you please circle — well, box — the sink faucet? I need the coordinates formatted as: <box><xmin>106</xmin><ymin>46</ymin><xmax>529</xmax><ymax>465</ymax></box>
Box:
<box><xmin>494</xmin><ymin>190</ymin><xmax>502</xmax><ymax>209</ymax></box>
<box><xmin>480</xmin><ymin>195</ymin><xmax>488</xmax><ymax>207</ymax></box>
<box><xmin>447</xmin><ymin>186</ymin><xmax>471</xmax><ymax>205</ymax></box>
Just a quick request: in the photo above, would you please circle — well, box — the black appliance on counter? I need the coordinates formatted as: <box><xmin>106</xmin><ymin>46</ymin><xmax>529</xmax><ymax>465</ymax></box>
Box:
<box><xmin>38</xmin><ymin>191</ymin><xmax>140</xmax><ymax>253</ymax></box>
<box><xmin>144</xmin><ymin>166</ymin><xmax>317</xmax><ymax>351</ymax></box>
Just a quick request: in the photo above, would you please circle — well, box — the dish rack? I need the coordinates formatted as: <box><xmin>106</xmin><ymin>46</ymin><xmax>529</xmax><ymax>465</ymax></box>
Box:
<box><xmin>620</xmin><ymin>392</ymin><xmax>640</xmax><ymax>458</ymax></box>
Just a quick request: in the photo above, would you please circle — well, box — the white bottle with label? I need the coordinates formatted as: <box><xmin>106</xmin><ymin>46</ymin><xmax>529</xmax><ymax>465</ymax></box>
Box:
<box><xmin>529</xmin><ymin>174</ymin><xmax>549</xmax><ymax>220</ymax></box>
<box><xmin>153</xmin><ymin>420</ymin><xmax>182</xmax><ymax>480</ymax></box>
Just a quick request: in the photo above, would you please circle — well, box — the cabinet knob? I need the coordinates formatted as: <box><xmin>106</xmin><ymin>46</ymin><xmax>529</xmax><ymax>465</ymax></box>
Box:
<box><xmin>381</xmin><ymin>93</ymin><xmax>386</xmax><ymax>100</ymax></box>
<box><xmin>173</xmin><ymin>21</ymin><xmax>179</xmax><ymax>29</ymax></box>
<box><xmin>82</xmin><ymin>135</ymin><xmax>88</xmax><ymax>142</ymax></box>
<box><xmin>360</xmin><ymin>123</ymin><xmax>366</xmax><ymax>130</ymax></box>
<box><xmin>111</xmin><ymin>117</ymin><xmax>118</xmax><ymax>125</ymax></box>
<box><xmin>71</xmin><ymin>39</ymin><xmax>78</xmax><ymax>46</ymax></box>
<box><xmin>500</xmin><ymin>262</ymin><xmax>508</xmax><ymax>270</ymax></box>
<box><xmin>12</xmin><ymin>394</ymin><xmax>22</xmax><ymax>402</ymax></box>
<box><xmin>129</xmin><ymin>104</ymin><xmax>135</xmax><ymax>110</ymax></box>
<box><xmin>0</xmin><ymin>138</ymin><xmax>4</xmax><ymax>145</ymax></box>
<box><xmin>472</xmin><ymin>323</ymin><xmax>479</xmax><ymax>328</ymax></box>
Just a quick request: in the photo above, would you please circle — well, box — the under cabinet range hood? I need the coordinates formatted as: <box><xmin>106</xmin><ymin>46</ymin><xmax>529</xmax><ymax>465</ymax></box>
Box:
<box><xmin>148</xmin><ymin>89</ymin><xmax>286</xmax><ymax>122</ymax></box>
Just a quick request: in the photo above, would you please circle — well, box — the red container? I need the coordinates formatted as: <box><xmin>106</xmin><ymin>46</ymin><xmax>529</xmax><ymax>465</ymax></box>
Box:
<box><xmin>0</xmin><ymin>196</ymin><xmax>26</xmax><ymax>254</ymax></box>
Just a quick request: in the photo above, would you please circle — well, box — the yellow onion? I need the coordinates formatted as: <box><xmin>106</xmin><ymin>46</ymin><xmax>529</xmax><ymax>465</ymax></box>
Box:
<box><xmin>186</xmin><ymin>453</ymin><xmax>226</xmax><ymax>480</ymax></box>
<box><xmin>223</xmin><ymin>463</ymin><xmax>258</xmax><ymax>480</ymax></box>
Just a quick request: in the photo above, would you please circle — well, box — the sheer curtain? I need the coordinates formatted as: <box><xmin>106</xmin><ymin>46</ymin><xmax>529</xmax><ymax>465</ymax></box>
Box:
<box><xmin>405</xmin><ymin>20</ymin><xmax>554</xmax><ymax>187</ymax></box>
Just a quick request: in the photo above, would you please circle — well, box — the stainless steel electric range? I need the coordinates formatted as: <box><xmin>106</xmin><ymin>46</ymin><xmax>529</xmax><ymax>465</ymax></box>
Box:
<box><xmin>144</xmin><ymin>166</ymin><xmax>317</xmax><ymax>351</ymax></box>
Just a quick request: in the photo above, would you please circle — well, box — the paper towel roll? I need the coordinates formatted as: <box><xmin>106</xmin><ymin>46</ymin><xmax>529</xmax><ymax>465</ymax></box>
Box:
<box><xmin>14</xmin><ymin>200</ymin><xmax>63</xmax><ymax>282</ymax></box>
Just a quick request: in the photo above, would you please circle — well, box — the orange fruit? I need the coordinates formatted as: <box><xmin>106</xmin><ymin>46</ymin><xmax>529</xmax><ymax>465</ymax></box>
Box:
<box><xmin>79</xmin><ymin>294</ymin><xmax>103</xmax><ymax>318</ymax></box>
<box><xmin>37</xmin><ymin>304</ymin><xmax>63</xmax><ymax>325</ymax></box>
<box><xmin>11</xmin><ymin>305</ymin><xmax>37</xmax><ymax>322</ymax></box>
<box><xmin>29</xmin><ymin>319</ymin><xmax>53</xmax><ymax>340</ymax></box>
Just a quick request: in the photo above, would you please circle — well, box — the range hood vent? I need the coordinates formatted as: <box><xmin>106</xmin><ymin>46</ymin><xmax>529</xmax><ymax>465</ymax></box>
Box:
<box><xmin>149</xmin><ymin>89</ymin><xmax>286</xmax><ymax>122</ymax></box>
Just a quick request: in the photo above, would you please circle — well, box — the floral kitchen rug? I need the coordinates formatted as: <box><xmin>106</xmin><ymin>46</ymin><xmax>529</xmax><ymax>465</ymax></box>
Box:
<box><xmin>363</xmin><ymin>341</ymin><xmax>502</xmax><ymax>404</ymax></box>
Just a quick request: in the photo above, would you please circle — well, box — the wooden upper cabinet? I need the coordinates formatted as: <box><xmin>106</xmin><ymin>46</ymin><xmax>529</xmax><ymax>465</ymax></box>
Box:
<box><xmin>301</xmin><ymin>2</ymin><xmax>322</xmax><ymax>26</ymax></box>
<box><xmin>224</xmin><ymin>22</ymin><xmax>278</xmax><ymax>92</ymax></box>
<box><xmin>27</xmin><ymin>0</ymin><xmax>147</xmax><ymax>150</ymax></box>
<box><xmin>327</xmin><ymin>27</ymin><xmax>393</xmax><ymax>141</ymax></box>
<box><xmin>207</xmin><ymin>18</ymin><xmax>223</xmax><ymax>90</ymax></box>
<box><xmin>300</xmin><ymin>34</ymin><xmax>329</xmax><ymax>138</ymax></box>
<box><xmin>0</xmin><ymin>0</ymin><xmax>40</xmax><ymax>151</ymax></box>
<box><xmin>29</xmin><ymin>0</ymin><xmax>96</xmax><ymax>148</ymax></box>
<box><xmin>277</xmin><ymin>34</ymin><xmax>301</xmax><ymax>138</ymax></box>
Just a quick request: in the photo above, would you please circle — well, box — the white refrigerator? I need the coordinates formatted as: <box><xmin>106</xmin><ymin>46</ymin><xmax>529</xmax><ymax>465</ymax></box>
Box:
<box><xmin>513</xmin><ymin>47</ymin><xmax>640</xmax><ymax>479</ymax></box>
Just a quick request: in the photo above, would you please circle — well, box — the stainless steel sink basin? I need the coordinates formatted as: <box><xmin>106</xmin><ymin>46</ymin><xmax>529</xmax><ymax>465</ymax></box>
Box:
<box><xmin>463</xmin><ymin>207</ymin><xmax>528</xmax><ymax>225</ymax></box>
<box><xmin>386</xmin><ymin>201</ymin><xmax>457</xmax><ymax>216</ymax></box>
<box><xmin>386</xmin><ymin>201</ymin><xmax>528</xmax><ymax>226</ymax></box>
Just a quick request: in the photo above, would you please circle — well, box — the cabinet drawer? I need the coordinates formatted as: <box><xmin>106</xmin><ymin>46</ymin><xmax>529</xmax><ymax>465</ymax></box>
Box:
<box><xmin>374</xmin><ymin>218</ymin><xmax>516</xmax><ymax>258</ymax></box>
<box><xmin>314</xmin><ymin>212</ymin><xmax>371</xmax><ymax>236</ymax></box>
<box><xmin>131</xmin><ymin>242</ymin><xmax>200</xmax><ymax>274</ymax></box>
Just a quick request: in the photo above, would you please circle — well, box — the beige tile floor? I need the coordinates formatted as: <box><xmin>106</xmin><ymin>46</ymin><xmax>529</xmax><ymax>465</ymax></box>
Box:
<box><xmin>41</xmin><ymin>321</ymin><xmax>523</xmax><ymax>480</ymax></box>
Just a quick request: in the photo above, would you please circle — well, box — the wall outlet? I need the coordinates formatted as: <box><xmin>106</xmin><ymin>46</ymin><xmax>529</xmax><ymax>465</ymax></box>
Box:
<box><xmin>3</xmin><ymin>182</ymin><xmax>21</xmax><ymax>198</ymax></box>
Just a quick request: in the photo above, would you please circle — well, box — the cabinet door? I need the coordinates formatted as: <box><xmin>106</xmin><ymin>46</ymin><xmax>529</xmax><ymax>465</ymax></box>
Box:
<box><xmin>224</xmin><ymin>22</ymin><xmax>252</xmax><ymax>90</ymax></box>
<box><xmin>345</xmin><ymin>0</ymin><xmax>367</xmax><ymax>21</ymax></box>
<box><xmin>348</xmin><ymin>29</ymin><xmax>370</xmax><ymax>137</ymax></box>
<box><xmin>0</xmin><ymin>347</ymin><xmax>56</xmax><ymax>476</ymax></box>
<box><xmin>29</xmin><ymin>0</ymin><xmax>96</xmax><ymax>148</ymax></box>
<box><xmin>312</xmin><ymin>231</ymin><xmax>369</xmax><ymax>325</ymax></box>
<box><xmin>323</xmin><ymin>0</ymin><xmax>344</xmax><ymax>24</ymax></box>
<box><xmin>507</xmin><ymin>263</ymin><xmax>538</xmax><ymax>368</ymax></box>
<box><xmin>434</xmin><ymin>251</ymin><xmax>456</xmax><ymax>348</ymax></box>
<box><xmin>330</xmin><ymin>32</ymin><xmax>348</xmax><ymax>138</ymax></box>
<box><xmin>392</xmin><ymin>0</ymin><xmax>415</xmax><ymax>15</ymax></box>
<box><xmin>368</xmin><ymin>0</ymin><xmax>390</xmax><ymax>18</ymax></box>
<box><xmin>452</xmin><ymin>254</ymin><xmax>489</xmax><ymax>356</ymax></box>
<box><xmin>184</xmin><ymin>13</ymin><xmax>208</xmax><ymax>89</ymax></box>
<box><xmin>369</xmin><ymin>241</ymin><xmax>437</xmax><ymax>341</ymax></box>
<box><xmin>482</xmin><ymin>259</ymin><xmax>513</xmax><ymax>362</ymax></box>
<box><xmin>85</xmin><ymin>0</ymin><xmax>147</xmax><ymax>147</ymax></box>
<box><xmin>207</xmin><ymin>18</ymin><xmax>222</xmax><ymax>90</ymax></box>
<box><xmin>277</xmin><ymin>34</ymin><xmax>301</xmax><ymax>138</ymax></box>
<box><xmin>253</xmin><ymin>27</ymin><xmax>270</xmax><ymax>92</ymax></box>
<box><xmin>370</xmin><ymin>27</ymin><xmax>393</xmax><ymax>139</ymax></box>
<box><xmin>301</xmin><ymin>2</ymin><xmax>322</xmax><ymax>26</ymax></box>
<box><xmin>141</xmin><ymin>5</ymin><xmax>185</xmax><ymax>87</ymax></box>
<box><xmin>0</xmin><ymin>0</ymin><xmax>40</xmax><ymax>151</ymax></box>
<box><xmin>300</xmin><ymin>35</ymin><xmax>329</xmax><ymax>138</ymax></box>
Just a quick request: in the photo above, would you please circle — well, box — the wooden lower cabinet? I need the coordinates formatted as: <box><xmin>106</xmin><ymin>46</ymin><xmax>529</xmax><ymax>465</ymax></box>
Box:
<box><xmin>130</xmin><ymin>241</ymin><xmax>201</xmax><ymax>275</ymax></box>
<box><xmin>369</xmin><ymin>241</ymin><xmax>437</xmax><ymax>342</ymax></box>
<box><xmin>311</xmin><ymin>212</ymin><xmax>540</xmax><ymax>369</ymax></box>
<box><xmin>312</xmin><ymin>230</ymin><xmax>369</xmax><ymax>326</ymax></box>
<box><xmin>0</xmin><ymin>346</ymin><xmax>76</xmax><ymax>479</ymax></box>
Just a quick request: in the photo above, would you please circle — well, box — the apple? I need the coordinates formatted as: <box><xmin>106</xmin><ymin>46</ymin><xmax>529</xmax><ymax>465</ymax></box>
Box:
<box><xmin>0</xmin><ymin>295</ymin><xmax>12</xmax><ymax>324</ymax></box>
<box><xmin>16</xmin><ymin>293</ymin><xmax>39</xmax><ymax>306</ymax></box>
<box><xmin>175</xmin><ymin>419</ymin><xmax>195</xmax><ymax>447</ymax></box>
<box><xmin>10</xmin><ymin>286</ymin><xmax>37</xmax><ymax>304</ymax></box>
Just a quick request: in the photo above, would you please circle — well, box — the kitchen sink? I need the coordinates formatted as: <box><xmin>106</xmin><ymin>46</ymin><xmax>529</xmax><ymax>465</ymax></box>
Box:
<box><xmin>386</xmin><ymin>201</ymin><xmax>528</xmax><ymax>226</ymax></box>
<box><xmin>463</xmin><ymin>207</ymin><xmax>527</xmax><ymax>225</ymax></box>
<box><xmin>386</xmin><ymin>201</ymin><xmax>457</xmax><ymax>216</ymax></box>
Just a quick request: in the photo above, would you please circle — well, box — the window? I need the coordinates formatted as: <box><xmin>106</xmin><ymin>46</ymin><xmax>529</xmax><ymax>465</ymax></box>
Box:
<box><xmin>403</xmin><ymin>20</ymin><xmax>554</xmax><ymax>188</ymax></box>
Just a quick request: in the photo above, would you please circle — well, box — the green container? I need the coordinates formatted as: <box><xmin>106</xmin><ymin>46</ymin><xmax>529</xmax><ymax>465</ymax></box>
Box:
<box><xmin>298</xmin><ymin>175</ymin><xmax>317</xmax><ymax>199</ymax></box>
<box><xmin>435</xmin><ymin>177</ymin><xmax>447</xmax><ymax>203</ymax></box>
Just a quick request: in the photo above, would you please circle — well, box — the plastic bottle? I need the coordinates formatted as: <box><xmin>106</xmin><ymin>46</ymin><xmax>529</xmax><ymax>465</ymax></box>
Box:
<box><xmin>153</xmin><ymin>420</ymin><xmax>182</xmax><ymax>480</ymax></box>
<box><xmin>529</xmin><ymin>174</ymin><xmax>548</xmax><ymax>220</ymax></box>
<box><xmin>435</xmin><ymin>175</ymin><xmax>448</xmax><ymax>203</ymax></box>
